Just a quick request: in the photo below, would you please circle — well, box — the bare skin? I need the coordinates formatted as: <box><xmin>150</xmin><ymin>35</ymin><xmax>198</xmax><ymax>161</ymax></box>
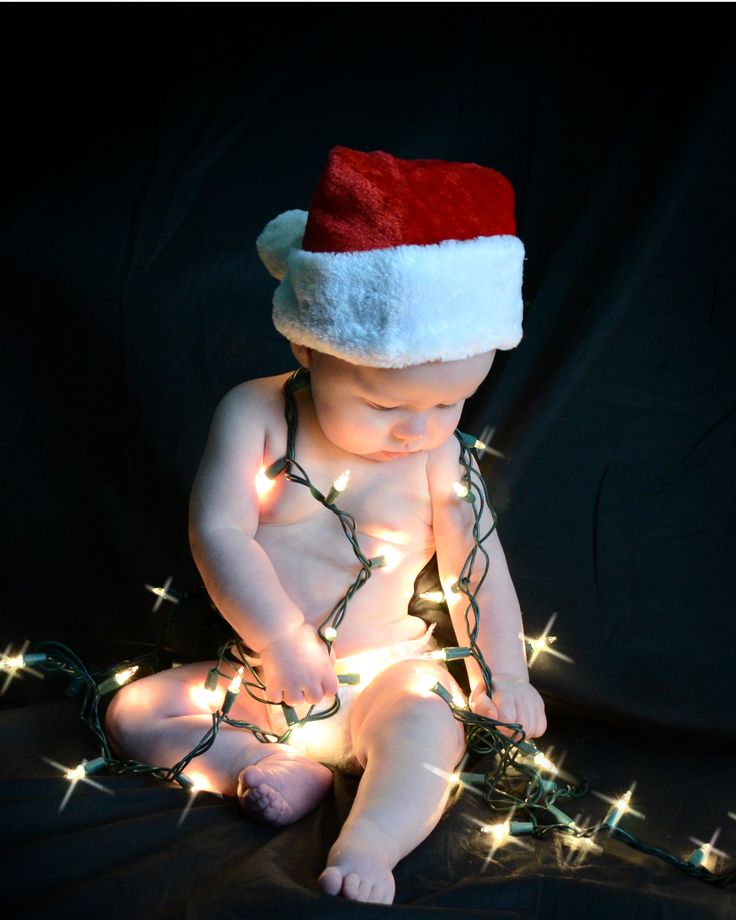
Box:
<box><xmin>106</xmin><ymin>347</ymin><xmax>546</xmax><ymax>905</ymax></box>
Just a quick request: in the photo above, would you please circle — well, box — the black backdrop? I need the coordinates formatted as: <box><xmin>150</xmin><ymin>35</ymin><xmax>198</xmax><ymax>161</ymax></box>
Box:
<box><xmin>2</xmin><ymin>4</ymin><xmax>735</xmax><ymax>918</ymax></box>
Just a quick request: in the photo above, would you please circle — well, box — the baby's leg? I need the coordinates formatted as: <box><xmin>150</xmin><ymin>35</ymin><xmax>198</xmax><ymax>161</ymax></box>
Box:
<box><xmin>106</xmin><ymin>663</ymin><xmax>332</xmax><ymax>824</ymax></box>
<box><xmin>319</xmin><ymin>660</ymin><xmax>465</xmax><ymax>904</ymax></box>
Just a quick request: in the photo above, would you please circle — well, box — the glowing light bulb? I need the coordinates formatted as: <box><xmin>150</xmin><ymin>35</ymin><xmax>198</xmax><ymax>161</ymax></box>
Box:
<box><xmin>424</xmin><ymin>646</ymin><xmax>472</xmax><ymax>662</ymax></box>
<box><xmin>336</xmin><ymin>648</ymin><xmax>395</xmax><ymax>687</ymax></box>
<box><xmin>96</xmin><ymin>664</ymin><xmax>140</xmax><ymax>695</ymax></box>
<box><xmin>326</xmin><ymin>470</ymin><xmax>351</xmax><ymax>504</ymax></box>
<box><xmin>413</xmin><ymin>669</ymin><xmax>443</xmax><ymax>695</ymax></box>
<box><xmin>532</xmin><ymin>751</ymin><xmax>558</xmax><ymax>775</ymax></box>
<box><xmin>0</xmin><ymin>643</ymin><xmax>47</xmax><ymax>698</ymax></box>
<box><xmin>482</xmin><ymin>821</ymin><xmax>511</xmax><ymax>841</ymax></box>
<box><xmin>145</xmin><ymin>576</ymin><xmax>182</xmax><ymax>611</ymax></box>
<box><xmin>41</xmin><ymin>755</ymin><xmax>111</xmax><ymax>811</ymax></box>
<box><xmin>529</xmin><ymin>636</ymin><xmax>556</xmax><ymax>654</ymax></box>
<box><xmin>190</xmin><ymin>683</ymin><xmax>224</xmax><ymax>711</ymax></box>
<box><xmin>218</xmin><ymin>666</ymin><xmax>245</xmax><ymax>715</ymax></box>
<box><xmin>228</xmin><ymin>667</ymin><xmax>244</xmax><ymax>694</ymax></box>
<box><xmin>419</xmin><ymin>590</ymin><xmax>445</xmax><ymax>604</ymax></box>
<box><xmin>65</xmin><ymin>764</ymin><xmax>87</xmax><ymax>782</ymax></box>
<box><xmin>452</xmin><ymin>481</ymin><xmax>474</xmax><ymax>501</ymax></box>
<box><xmin>333</xmin><ymin>470</ymin><xmax>350</xmax><ymax>492</ymax></box>
<box><xmin>255</xmin><ymin>465</ymin><xmax>276</xmax><ymax>499</ymax></box>
<box><xmin>452</xmin><ymin>691</ymin><xmax>469</xmax><ymax>709</ymax></box>
<box><xmin>371</xmin><ymin>544</ymin><xmax>403</xmax><ymax>572</ymax></box>
<box><xmin>686</xmin><ymin>828</ymin><xmax>727</xmax><ymax>869</ymax></box>
<box><xmin>522</xmin><ymin>613</ymin><xmax>574</xmax><ymax>667</ymax></box>
<box><xmin>441</xmin><ymin>577</ymin><xmax>464</xmax><ymax>607</ymax></box>
<box><xmin>602</xmin><ymin>784</ymin><xmax>643</xmax><ymax>829</ymax></box>
<box><xmin>114</xmin><ymin>665</ymin><xmax>139</xmax><ymax>686</ymax></box>
<box><xmin>186</xmin><ymin>771</ymin><xmax>212</xmax><ymax>794</ymax></box>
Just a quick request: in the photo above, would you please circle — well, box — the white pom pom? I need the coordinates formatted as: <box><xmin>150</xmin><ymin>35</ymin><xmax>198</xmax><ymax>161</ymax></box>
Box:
<box><xmin>256</xmin><ymin>210</ymin><xmax>308</xmax><ymax>280</ymax></box>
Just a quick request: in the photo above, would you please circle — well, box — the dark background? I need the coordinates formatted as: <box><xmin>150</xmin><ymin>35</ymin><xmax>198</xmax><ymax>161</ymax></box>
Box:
<box><xmin>2</xmin><ymin>3</ymin><xmax>735</xmax><ymax>917</ymax></box>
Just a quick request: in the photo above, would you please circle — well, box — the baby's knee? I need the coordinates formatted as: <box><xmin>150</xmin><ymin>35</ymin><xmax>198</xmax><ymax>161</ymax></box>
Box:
<box><xmin>352</xmin><ymin>661</ymin><xmax>465</xmax><ymax>758</ymax></box>
<box><xmin>105</xmin><ymin>679</ymin><xmax>151</xmax><ymax>752</ymax></box>
<box><xmin>105</xmin><ymin>671</ymin><xmax>179</xmax><ymax>751</ymax></box>
<box><xmin>363</xmin><ymin>658</ymin><xmax>461</xmax><ymax>707</ymax></box>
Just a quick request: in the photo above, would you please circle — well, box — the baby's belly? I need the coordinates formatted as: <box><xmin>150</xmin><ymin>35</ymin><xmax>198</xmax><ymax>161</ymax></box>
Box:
<box><xmin>256</xmin><ymin>518</ymin><xmax>434</xmax><ymax>656</ymax></box>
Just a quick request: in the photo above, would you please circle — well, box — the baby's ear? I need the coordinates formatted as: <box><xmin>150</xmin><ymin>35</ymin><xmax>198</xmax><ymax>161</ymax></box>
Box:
<box><xmin>290</xmin><ymin>342</ymin><xmax>312</xmax><ymax>368</ymax></box>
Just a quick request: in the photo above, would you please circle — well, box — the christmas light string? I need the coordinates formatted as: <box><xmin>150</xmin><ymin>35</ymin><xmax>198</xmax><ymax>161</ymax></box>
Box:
<box><xmin>2</xmin><ymin>368</ymin><xmax>734</xmax><ymax>887</ymax></box>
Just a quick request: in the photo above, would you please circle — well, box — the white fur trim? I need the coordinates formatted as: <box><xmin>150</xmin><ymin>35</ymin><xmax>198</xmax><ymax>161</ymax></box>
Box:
<box><xmin>267</xmin><ymin>232</ymin><xmax>524</xmax><ymax>367</ymax></box>
<box><xmin>256</xmin><ymin>209</ymin><xmax>308</xmax><ymax>281</ymax></box>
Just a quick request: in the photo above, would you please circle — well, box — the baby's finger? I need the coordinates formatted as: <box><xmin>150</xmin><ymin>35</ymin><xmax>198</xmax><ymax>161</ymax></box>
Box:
<box><xmin>532</xmin><ymin>711</ymin><xmax>547</xmax><ymax>738</ymax></box>
<box><xmin>322</xmin><ymin>671</ymin><xmax>339</xmax><ymax>698</ymax></box>
<box><xmin>301</xmin><ymin>681</ymin><xmax>326</xmax><ymax>705</ymax></box>
<box><xmin>494</xmin><ymin>696</ymin><xmax>518</xmax><ymax>727</ymax></box>
<box><xmin>478</xmin><ymin>697</ymin><xmax>498</xmax><ymax>720</ymax></box>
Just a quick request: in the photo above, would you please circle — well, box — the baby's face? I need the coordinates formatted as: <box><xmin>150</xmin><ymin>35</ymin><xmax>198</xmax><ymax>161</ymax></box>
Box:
<box><xmin>296</xmin><ymin>348</ymin><xmax>495</xmax><ymax>461</ymax></box>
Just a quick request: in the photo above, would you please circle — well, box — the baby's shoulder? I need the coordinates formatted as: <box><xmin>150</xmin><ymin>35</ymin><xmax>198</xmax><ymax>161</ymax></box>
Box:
<box><xmin>426</xmin><ymin>432</ymin><xmax>465</xmax><ymax>487</ymax></box>
<box><xmin>214</xmin><ymin>372</ymin><xmax>291</xmax><ymax>428</ymax></box>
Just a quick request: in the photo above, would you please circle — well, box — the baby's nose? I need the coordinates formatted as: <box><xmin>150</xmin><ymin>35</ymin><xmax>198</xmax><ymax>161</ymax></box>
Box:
<box><xmin>392</xmin><ymin>415</ymin><xmax>427</xmax><ymax>441</ymax></box>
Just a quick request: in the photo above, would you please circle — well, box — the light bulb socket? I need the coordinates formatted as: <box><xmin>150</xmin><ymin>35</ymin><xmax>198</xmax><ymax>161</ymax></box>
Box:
<box><xmin>264</xmin><ymin>457</ymin><xmax>288</xmax><ymax>479</ymax></box>
<box><xmin>221</xmin><ymin>689</ymin><xmax>238</xmax><ymax>715</ymax></box>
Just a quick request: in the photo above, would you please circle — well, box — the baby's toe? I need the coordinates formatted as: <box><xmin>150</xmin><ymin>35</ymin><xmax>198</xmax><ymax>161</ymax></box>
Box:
<box><xmin>318</xmin><ymin>866</ymin><xmax>343</xmax><ymax>896</ymax></box>
<box><xmin>342</xmin><ymin>872</ymin><xmax>363</xmax><ymax>901</ymax></box>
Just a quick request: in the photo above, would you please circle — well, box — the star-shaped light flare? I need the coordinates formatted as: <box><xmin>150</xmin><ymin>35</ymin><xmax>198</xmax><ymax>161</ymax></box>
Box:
<box><xmin>592</xmin><ymin>781</ymin><xmax>645</xmax><ymax>830</ymax></box>
<box><xmin>558</xmin><ymin>814</ymin><xmax>602</xmax><ymax>868</ymax></box>
<box><xmin>145</xmin><ymin>576</ymin><xmax>181</xmax><ymax>612</ymax></box>
<box><xmin>177</xmin><ymin>771</ymin><xmax>223</xmax><ymax>827</ymax></box>
<box><xmin>475</xmin><ymin>424</ymin><xmax>507</xmax><ymax>461</ymax></box>
<box><xmin>1</xmin><ymin>641</ymin><xmax>45</xmax><ymax>696</ymax></box>
<box><xmin>41</xmin><ymin>756</ymin><xmax>114</xmax><ymax>812</ymax></box>
<box><xmin>521</xmin><ymin>613</ymin><xmax>575</xmax><ymax>668</ymax></box>
<box><xmin>687</xmin><ymin>827</ymin><xmax>729</xmax><ymax>870</ymax></box>
<box><xmin>472</xmin><ymin>807</ymin><xmax>532</xmax><ymax>869</ymax></box>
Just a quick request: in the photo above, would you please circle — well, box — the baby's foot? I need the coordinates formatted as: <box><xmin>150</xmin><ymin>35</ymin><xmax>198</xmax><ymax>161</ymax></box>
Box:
<box><xmin>237</xmin><ymin>751</ymin><xmax>333</xmax><ymax>826</ymax></box>
<box><xmin>319</xmin><ymin>817</ymin><xmax>396</xmax><ymax>904</ymax></box>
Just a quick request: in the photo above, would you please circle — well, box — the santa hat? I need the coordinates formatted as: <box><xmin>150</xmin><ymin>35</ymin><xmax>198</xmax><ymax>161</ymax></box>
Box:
<box><xmin>256</xmin><ymin>145</ymin><xmax>525</xmax><ymax>368</ymax></box>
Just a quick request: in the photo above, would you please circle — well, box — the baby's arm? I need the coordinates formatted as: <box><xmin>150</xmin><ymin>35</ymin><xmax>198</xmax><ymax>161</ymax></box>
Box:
<box><xmin>427</xmin><ymin>440</ymin><xmax>546</xmax><ymax>738</ymax></box>
<box><xmin>189</xmin><ymin>380</ymin><xmax>338</xmax><ymax>705</ymax></box>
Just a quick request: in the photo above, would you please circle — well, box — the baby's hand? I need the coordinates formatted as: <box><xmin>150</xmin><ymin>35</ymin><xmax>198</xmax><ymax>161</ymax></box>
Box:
<box><xmin>469</xmin><ymin>674</ymin><xmax>547</xmax><ymax>739</ymax></box>
<box><xmin>259</xmin><ymin>622</ymin><xmax>339</xmax><ymax>707</ymax></box>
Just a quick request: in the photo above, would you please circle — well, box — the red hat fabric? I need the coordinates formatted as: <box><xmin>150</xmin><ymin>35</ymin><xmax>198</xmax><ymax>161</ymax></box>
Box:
<box><xmin>256</xmin><ymin>146</ymin><xmax>525</xmax><ymax>368</ymax></box>
<box><xmin>302</xmin><ymin>146</ymin><xmax>516</xmax><ymax>253</ymax></box>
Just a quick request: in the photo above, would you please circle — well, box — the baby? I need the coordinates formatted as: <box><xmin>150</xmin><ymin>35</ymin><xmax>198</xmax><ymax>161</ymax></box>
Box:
<box><xmin>106</xmin><ymin>146</ymin><xmax>546</xmax><ymax>905</ymax></box>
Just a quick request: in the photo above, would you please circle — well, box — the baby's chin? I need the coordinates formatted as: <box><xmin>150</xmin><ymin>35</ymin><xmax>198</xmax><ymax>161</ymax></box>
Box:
<box><xmin>364</xmin><ymin>449</ymin><xmax>422</xmax><ymax>462</ymax></box>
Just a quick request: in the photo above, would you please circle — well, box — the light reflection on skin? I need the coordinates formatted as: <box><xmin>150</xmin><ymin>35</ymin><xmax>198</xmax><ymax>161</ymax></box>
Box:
<box><xmin>255</xmin><ymin>465</ymin><xmax>276</xmax><ymax>500</ymax></box>
<box><xmin>372</xmin><ymin>543</ymin><xmax>404</xmax><ymax>573</ymax></box>
<box><xmin>367</xmin><ymin>527</ymin><xmax>412</xmax><ymax>546</ymax></box>
<box><xmin>189</xmin><ymin>683</ymin><xmax>225</xmax><ymax>711</ymax></box>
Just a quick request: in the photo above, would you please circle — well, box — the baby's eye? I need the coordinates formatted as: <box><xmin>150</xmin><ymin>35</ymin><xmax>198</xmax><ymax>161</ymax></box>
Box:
<box><xmin>436</xmin><ymin>403</ymin><xmax>458</xmax><ymax>410</ymax></box>
<box><xmin>366</xmin><ymin>402</ymin><xmax>399</xmax><ymax>412</ymax></box>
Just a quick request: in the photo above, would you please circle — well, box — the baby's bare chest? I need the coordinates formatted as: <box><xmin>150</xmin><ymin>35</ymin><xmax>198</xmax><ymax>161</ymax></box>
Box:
<box><xmin>254</xmin><ymin>444</ymin><xmax>435</xmax><ymax>633</ymax></box>
<box><xmin>257</xmin><ymin>450</ymin><xmax>433</xmax><ymax>551</ymax></box>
